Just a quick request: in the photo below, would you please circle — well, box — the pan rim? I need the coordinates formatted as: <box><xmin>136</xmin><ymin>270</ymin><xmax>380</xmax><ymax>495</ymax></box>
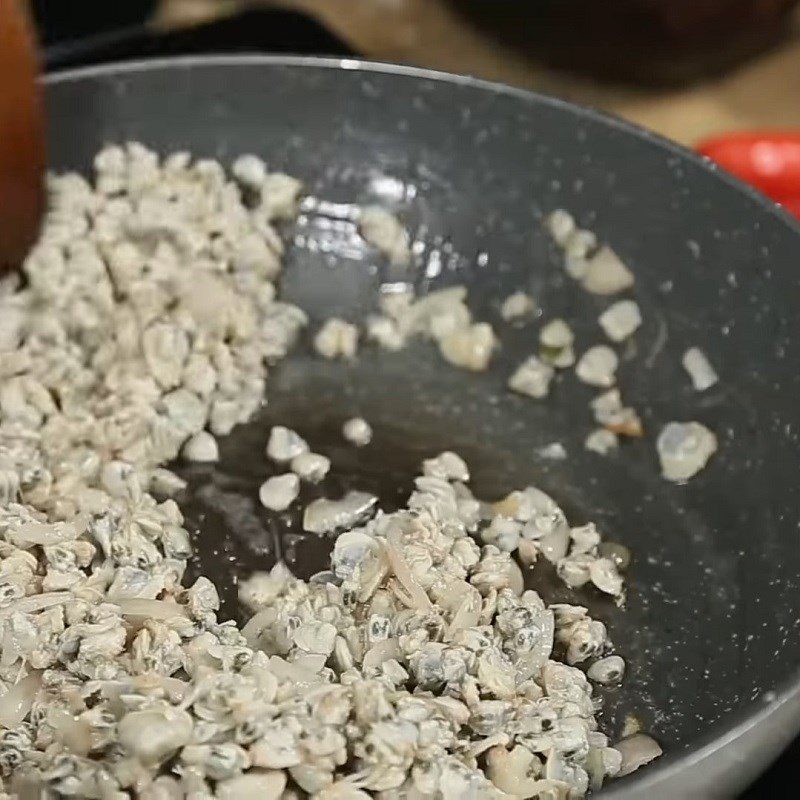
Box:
<box><xmin>43</xmin><ymin>53</ymin><xmax>800</xmax><ymax>237</ymax></box>
<box><xmin>43</xmin><ymin>53</ymin><xmax>800</xmax><ymax>795</ymax></box>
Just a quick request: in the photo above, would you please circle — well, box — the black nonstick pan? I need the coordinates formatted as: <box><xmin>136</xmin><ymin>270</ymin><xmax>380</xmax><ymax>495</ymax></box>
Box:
<box><xmin>44</xmin><ymin>56</ymin><xmax>800</xmax><ymax>798</ymax></box>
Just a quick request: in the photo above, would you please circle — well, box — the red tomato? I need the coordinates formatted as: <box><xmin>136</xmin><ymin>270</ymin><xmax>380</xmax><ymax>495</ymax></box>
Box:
<box><xmin>697</xmin><ymin>132</ymin><xmax>800</xmax><ymax>202</ymax></box>
<box><xmin>777</xmin><ymin>196</ymin><xmax>800</xmax><ymax>219</ymax></box>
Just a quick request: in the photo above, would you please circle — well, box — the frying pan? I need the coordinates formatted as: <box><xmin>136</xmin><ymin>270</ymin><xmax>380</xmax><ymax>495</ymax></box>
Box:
<box><xmin>43</xmin><ymin>56</ymin><xmax>800</xmax><ymax>798</ymax></box>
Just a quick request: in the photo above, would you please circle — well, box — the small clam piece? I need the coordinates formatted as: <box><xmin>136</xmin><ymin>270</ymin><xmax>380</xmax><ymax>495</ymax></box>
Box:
<box><xmin>539</xmin><ymin>527</ymin><xmax>570</xmax><ymax>563</ymax></box>
<box><xmin>564</xmin><ymin>254</ymin><xmax>589</xmax><ymax>280</ymax></box>
<box><xmin>181</xmin><ymin>431</ymin><xmax>219</xmax><ymax>463</ymax></box>
<box><xmin>486</xmin><ymin>744</ymin><xmax>542</xmax><ymax>796</ymax></box>
<box><xmin>537</xmin><ymin>442</ymin><xmax>567</xmax><ymax>460</ymax></box>
<box><xmin>331</xmin><ymin>529</ymin><xmax>380</xmax><ymax>581</ymax></box>
<box><xmin>423</xmin><ymin>451</ymin><xmax>470</xmax><ymax>482</ymax></box>
<box><xmin>438</xmin><ymin>321</ymin><xmax>496</xmax><ymax>371</ymax></box>
<box><xmin>621</xmin><ymin>714</ymin><xmax>643</xmax><ymax>739</ymax></box>
<box><xmin>590</xmin><ymin>388</ymin><xmax>643</xmax><ymax>438</ymax></box>
<box><xmin>303</xmin><ymin>491</ymin><xmax>378</xmax><ymax>535</ymax></box>
<box><xmin>585</xmin><ymin>428</ymin><xmax>618</xmax><ymax>455</ymax></box>
<box><xmin>657</xmin><ymin>421</ymin><xmax>718</xmax><ymax>482</ymax></box>
<box><xmin>259</xmin><ymin>473</ymin><xmax>300</xmax><ymax>511</ymax></box>
<box><xmin>310</xmin><ymin>569</ymin><xmax>340</xmax><ymax>586</ymax></box>
<box><xmin>540</xmin><ymin>318</ymin><xmax>574</xmax><ymax>349</ymax></box>
<box><xmin>290</xmin><ymin>451</ymin><xmax>331</xmax><ymax>483</ymax></box>
<box><xmin>562</xmin><ymin>229</ymin><xmax>597</xmax><ymax>280</ymax></box>
<box><xmin>393</xmin><ymin>285</ymin><xmax>467</xmax><ymax>338</ymax></box>
<box><xmin>598</xmin><ymin>541</ymin><xmax>632</xmax><ymax>571</ymax></box>
<box><xmin>501</xmin><ymin>291</ymin><xmax>536</xmax><ymax>323</ymax></box>
<box><xmin>591</xmin><ymin>387</ymin><xmax>623</xmax><ymax>421</ymax></box>
<box><xmin>682</xmin><ymin>347</ymin><xmax>719</xmax><ymax>392</ymax></box>
<box><xmin>316</xmin><ymin>782</ymin><xmax>372</xmax><ymax>800</ymax></box>
<box><xmin>570</xmin><ymin>522</ymin><xmax>601</xmax><ymax>555</ymax></box>
<box><xmin>565</xmin><ymin>618</ymin><xmax>607</xmax><ymax>664</ymax></box>
<box><xmin>231</xmin><ymin>154</ymin><xmax>267</xmax><ymax>188</ymax></box>
<box><xmin>581</xmin><ymin>246</ymin><xmax>635</xmax><ymax>295</ymax></box>
<box><xmin>589</xmin><ymin>557</ymin><xmax>624</xmax><ymax>597</ymax></box>
<box><xmin>605</xmin><ymin>410</ymin><xmax>643</xmax><ymax>438</ymax></box>
<box><xmin>216</xmin><ymin>770</ymin><xmax>287</xmax><ymax>800</ymax></box>
<box><xmin>249</xmin><ymin>734</ymin><xmax>302</xmax><ymax>770</ymax></box>
<box><xmin>293</xmin><ymin>620</ymin><xmax>338</xmax><ymax>656</ymax></box>
<box><xmin>101</xmin><ymin>460</ymin><xmax>134</xmax><ymax>497</ymax></box>
<box><xmin>565</xmin><ymin>228</ymin><xmax>598</xmax><ymax>259</ymax></box>
<box><xmin>540</xmin><ymin>319</ymin><xmax>575</xmax><ymax>369</ymax></box>
<box><xmin>598</xmin><ymin>300</ymin><xmax>642</xmax><ymax>342</ymax></box>
<box><xmin>508</xmin><ymin>355</ymin><xmax>555</xmax><ymax>399</ymax></box>
<box><xmin>544</xmin><ymin>344</ymin><xmax>575</xmax><ymax>369</ymax></box>
<box><xmin>149</xmin><ymin>467</ymin><xmax>187</xmax><ymax>496</ymax></box>
<box><xmin>266</xmin><ymin>425</ymin><xmax>309</xmax><ymax>462</ymax></box>
<box><xmin>261</xmin><ymin>172</ymin><xmax>304</xmax><ymax>220</ymax></box>
<box><xmin>366</xmin><ymin>314</ymin><xmax>405</xmax><ymax>351</ymax></box>
<box><xmin>314</xmin><ymin>317</ymin><xmax>359</xmax><ymax>359</ymax></box>
<box><xmin>0</xmin><ymin>672</ymin><xmax>41</xmax><ymax>728</ymax></box>
<box><xmin>587</xmin><ymin>655</ymin><xmax>626</xmax><ymax>684</ymax></box>
<box><xmin>544</xmin><ymin>209</ymin><xmax>576</xmax><ymax>246</ymax></box>
<box><xmin>342</xmin><ymin>417</ymin><xmax>373</xmax><ymax>447</ymax></box>
<box><xmin>586</xmin><ymin>746</ymin><xmax>622</xmax><ymax>790</ymax></box>
<box><xmin>117</xmin><ymin>709</ymin><xmax>193</xmax><ymax>766</ymax></box>
<box><xmin>181</xmin><ymin>742</ymin><xmax>249</xmax><ymax>781</ymax></box>
<box><xmin>141</xmin><ymin>776</ymin><xmax>183</xmax><ymax>800</ymax></box>
<box><xmin>615</xmin><ymin>734</ymin><xmax>663</xmax><ymax>777</ymax></box>
<box><xmin>515</xmin><ymin>485</ymin><xmax>569</xmax><ymax>532</ymax></box>
<box><xmin>482</xmin><ymin>516</ymin><xmax>522</xmax><ymax>552</ymax></box>
<box><xmin>239</xmin><ymin>561</ymin><xmax>293</xmax><ymax>607</ymax></box>
<box><xmin>575</xmin><ymin>345</ymin><xmax>618</xmax><ymax>388</ymax></box>
<box><xmin>358</xmin><ymin>205</ymin><xmax>411</xmax><ymax>266</ymax></box>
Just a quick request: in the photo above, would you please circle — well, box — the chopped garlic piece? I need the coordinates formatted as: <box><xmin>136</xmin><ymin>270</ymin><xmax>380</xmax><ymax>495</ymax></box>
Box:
<box><xmin>231</xmin><ymin>153</ymin><xmax>267</xmax><ymax>187</ymax></box>
<box><xmin>590</xmin><ymin>389</ymin><xmax>643</xmax><ymax>438</ymax></box>
<box><xmin>290</xmin><ymin>452</ymin><xmax>331</xmax><ymax>483</ymax></box>
<box><xmin>259</xmin><ymin>473</ymin><xmax>300</xmax><ymax>511</ymax></box>
<box><xmin>359</xmin><ymin>206</ymin><xmax>411</xmax><ymax>266</ymax></box>
<box><xmin>657</xmin><ymin>421</ymin><xmax>717</xmax><ymax>482</ymax></box>
<box><xmin>575</xmin><ymin>346</ymin><xmax>618</xmax><ymax>388</ymax></box>
<box><xmin>564</xmin><ymin>229</ymin><xmax>597</xmax><ymax>259</ymax></box>
<box><xmin>585</xmin><ymin>428</ymin><xmax>619</xmax><ymax>455</ymax></box>
<box><xmin>599</xmin><ymin>300</ymin><xmax>642</xmax><ymax>342</ymax></box>
<box><xmin>314</xmin><ymin>318</ymin><xmax>359</xmax><ymax>359</ymax></box>
<box><xmin>438</xmin><ymin>322</ymin><xmax>496</xmax><ymax>371</ymax></box>
<box><xmin>181</xmin><ymin>431</ymin><xmax>219</xmax><ymax>463</ymax></box>
<box><xmin>540</xmin><ymin>318</ymin><xmax>574</xmax><ymax>348</ymax></box>
<box><xmin>682</xmin><ymin>347</ymin><xmax>719</xmax><ymax>392</ymax></box>
<box><xmin>423</xmin><ymin>451</ymin><xmax>470</xmax><ymax>482</ymax></box>
<box><xmin>582</xmin><ymin>246</ymin><xmax>634</xmax><ymax>295</ymax></box>
<box><xmin>366</xmin><ymin>314</ymin><xmax>405</xmax><ymax>350</ymax></box>
<box><xmin>544</xmin><ymin>209</ymin><xmax>576</xmax><ymax>245</ymax></box>
<box><xmin>266</xmin><ymin>426</ymin><xmax>309</xmax><ymax>462</ymax></box>
<box><xmin>342</xmin><ymin>417</ymin><xmax>373</xmax><ymax>447</ymax></box>
<box><xmin>508</xmin><ymin>356</ymin><xmax>555</xmax><ymax>399</ymax></box>
<box><xmin>501</xmin><ymin>292</ymin><xmax>536</xmax><ymax>322</ymax></box>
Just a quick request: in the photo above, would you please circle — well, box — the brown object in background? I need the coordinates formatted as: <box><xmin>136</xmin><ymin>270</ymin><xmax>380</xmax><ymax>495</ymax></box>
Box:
<box><xmin>451</xmin><ymin>0</ymin><xmax>800</xmax><ymax>86</ymax></box>
<box><xmin>155</xmin><ymin>0</ymin><xmax>800</xmax><ymax>145</ymax></box>
<box><xmin>0</xmin><ymin>0</ymin><xmax>45</xmax><ymax>273</ymax></box>
<box><xmin>641</xmin><ymin>0</ymin><xmax>797</xmax><ymax>40</ymax></box>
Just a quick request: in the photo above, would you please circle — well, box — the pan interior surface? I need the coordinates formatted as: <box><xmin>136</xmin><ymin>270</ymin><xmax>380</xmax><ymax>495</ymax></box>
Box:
<box><xmin>45</xmin><ymin>57</ymin><xmax>800</xmax><ymax>793</ymax></box>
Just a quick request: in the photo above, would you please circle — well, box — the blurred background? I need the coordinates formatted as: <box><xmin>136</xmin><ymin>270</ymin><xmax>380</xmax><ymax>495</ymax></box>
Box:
<box><xmin>34</xmin><ymin>0</ymin><xmax>800</xmax><ymax>146</ymax></box>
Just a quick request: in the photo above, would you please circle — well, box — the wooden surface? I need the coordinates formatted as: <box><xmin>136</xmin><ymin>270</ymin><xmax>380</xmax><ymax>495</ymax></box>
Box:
<box><xmin>154</xmin><ymin>0</ymin><xmax>800</xmax><ymax>146</ymax></box>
